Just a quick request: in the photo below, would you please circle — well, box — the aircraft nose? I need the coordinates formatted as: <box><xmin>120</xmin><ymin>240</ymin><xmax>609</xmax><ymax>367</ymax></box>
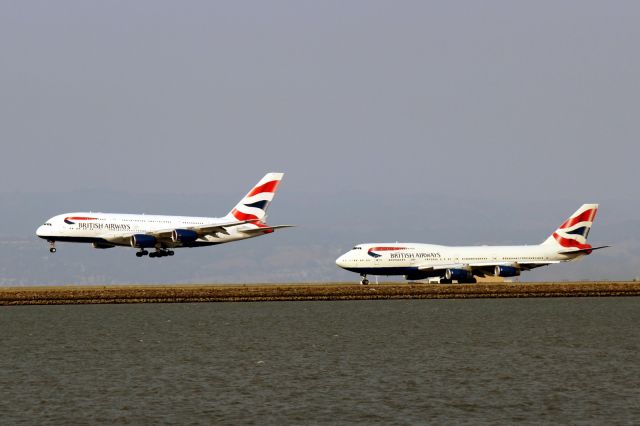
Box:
<box><xmin>335</xmin><ymin>253</ymin><xmax>348</xmax><ymax>268</ymax></box>
<box><xmin>36</xmin><ymin>225</ymin><xmax>47</xmax><ymax>237</ymax></box>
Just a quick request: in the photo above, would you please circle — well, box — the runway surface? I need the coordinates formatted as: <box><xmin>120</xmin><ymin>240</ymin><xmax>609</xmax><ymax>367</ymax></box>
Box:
<box><xmin>1</xmin><ymin>281</ymin><xmax>639</xmax><ymax>305</ymax></box>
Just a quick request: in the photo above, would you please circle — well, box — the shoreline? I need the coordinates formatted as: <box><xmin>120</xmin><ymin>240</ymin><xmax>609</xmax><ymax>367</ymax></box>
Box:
<box><xmin>1</xmin><ymin>281</ymin><xmax>639</xmax><ymax>305</ymax></box>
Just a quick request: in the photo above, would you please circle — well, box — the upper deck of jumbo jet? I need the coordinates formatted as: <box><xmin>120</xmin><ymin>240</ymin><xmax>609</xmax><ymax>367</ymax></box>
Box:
<box><xmin>43</xmin><ymin>212</ymin><xmax>230</xmax><ymax>224</ymax></box>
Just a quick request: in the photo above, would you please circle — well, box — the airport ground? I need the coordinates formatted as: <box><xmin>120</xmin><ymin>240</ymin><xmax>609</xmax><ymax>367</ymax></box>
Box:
<box><xmin>1</xmin><ymin>281</ymin><xmax>640</xmax><ymax>305</ymax></box>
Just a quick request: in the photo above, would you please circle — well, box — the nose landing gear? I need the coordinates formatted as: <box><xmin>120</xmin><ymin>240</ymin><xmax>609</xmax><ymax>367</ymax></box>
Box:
<box><xmin>360</xmin><ymin>274</ymin><xmax>369</xmax><ymax>285</ymax></box>
<box><xmin>48</xmin><ymin>241</ymin><xmax>56</xmax><ymax>253</ymax></box>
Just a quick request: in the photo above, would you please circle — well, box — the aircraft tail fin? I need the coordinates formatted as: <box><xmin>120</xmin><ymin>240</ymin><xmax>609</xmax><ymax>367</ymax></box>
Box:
<box><xmin>541</xmin><ymin>203</ymin><xmax>599</xmax><ymax>251</ymax></box>
<box><xmin>225</xmin><ymin>173</ymin><xmax>284</xmax><ymax>222</ymax></box>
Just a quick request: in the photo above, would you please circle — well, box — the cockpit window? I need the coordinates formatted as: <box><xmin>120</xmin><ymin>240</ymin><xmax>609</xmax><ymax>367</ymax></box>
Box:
<box><xmin>352</xmin><ymin>246</ymin><xmax>362</xmax><ymax>250</ymax></box>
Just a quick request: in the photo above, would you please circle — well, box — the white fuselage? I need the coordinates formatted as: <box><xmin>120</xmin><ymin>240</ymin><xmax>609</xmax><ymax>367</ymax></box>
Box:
<box><xmin>336</xmin><ymin>204</ymin><xmax>602</xmax><ymax>282</ymax></box>
<box><xmin>36</xmin><ymin>212</ymin><xmax>259</xmax><ymax>248</ymax></box>
<box><xmin>336</xmin><ymin>242</ymin><xmax>579</xmax><ymax>279</ymax></box>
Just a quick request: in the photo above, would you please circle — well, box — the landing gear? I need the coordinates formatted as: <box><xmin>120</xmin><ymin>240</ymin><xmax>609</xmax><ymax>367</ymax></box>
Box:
<box><xmin>360</xmin><ymin>274</ymin><xmax>369</xmax><ymax>285</ymax></box>
<box><xmin>439</xmin><ymin>278</ymin><xmax>452</xmax><ymax>284</ymax></box>
<box><xmin>146</xmin><ymin>249</ymin><xmax>175</xmax><ymax>258</ymax></box>
<box><xmin>48</xmin><ymin>241</ymin><xmax>56</xmax><ymax>253</ymax></box>
<box><xmin>136</xmin><ymin>250</ymin><xmax>149</xmax><ymax>258</ymax></box>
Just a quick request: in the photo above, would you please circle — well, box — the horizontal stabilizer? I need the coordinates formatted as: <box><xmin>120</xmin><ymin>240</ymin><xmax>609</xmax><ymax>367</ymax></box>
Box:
<box><xmin>239</xmin><ymin>225</ymin><xmax>295</xmax><ymax>235</ymax></box>
<box><xmin>558</xmin><ymin>245</ymin><xmax>610</xmax><ymax>255</ymax></box>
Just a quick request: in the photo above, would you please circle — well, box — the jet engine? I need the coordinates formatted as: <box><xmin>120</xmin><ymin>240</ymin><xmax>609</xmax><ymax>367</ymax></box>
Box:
<box><xmin>494</xmin><ymin>265</ymin><xmax>521</xmax><ymax>277</ymax></box>
<box><xmin>171</xmin><ymin>229</ymin><xmax>198</xmax><ymax>243</ymax></box>
<box><xmin>130</xmin><ymin>234</ymin><xmax>157</xmax><ymax>248</ymax></box>
<box><xmin>445</xmin><ymin>268</ymin><xmax>472</xmax><ymax>281</ymax></box>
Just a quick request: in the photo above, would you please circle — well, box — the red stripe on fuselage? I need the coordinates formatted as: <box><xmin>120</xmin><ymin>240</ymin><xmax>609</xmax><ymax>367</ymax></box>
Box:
<box><xmin>65</xmin><ymin>216</ymin><xmax>98</xmax><ymax>221</ymax></box>
<box><xmin>369</xmin><ymin>247</ymin><xmax>407</xmax><ymax>252</ymax></box>
<box><xmin>246</xmin><ymin>180</ymin><xmax>280</xmax><ymax>197</ymax></box>
<box><xmin>559</xmin><ymin>209</ymin><xmax>597</xmax><ymax>229</ymax></box>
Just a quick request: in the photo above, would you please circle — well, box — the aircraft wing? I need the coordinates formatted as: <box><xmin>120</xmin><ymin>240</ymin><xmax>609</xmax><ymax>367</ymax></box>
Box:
<box><xmin>468</xmin><ymin>261</ymin><xmax>561</xmax><ymax>276</ymax></box>
<box><xmin>418</xmin><ymin>263</ymin><xmax>465</xmax><ymax>272</ymax></box>
<box><xmin>100</xmin><ymin>232</ymin><xmax>136</xmax><ymax>245</ymax></box>
<box><xmin>418</xmin><ymin>261</ymin><xmax>561</xmax><ymax>277</ymax></box>
<box><xmin>149</xmin><ymin>220</ymin><xmax>257</xmax><ymax>239</ymax></box>
<box><xmin>100</xmin><ymin>220</ymin><xmax>259</xmax><ymax>245</ymax></box>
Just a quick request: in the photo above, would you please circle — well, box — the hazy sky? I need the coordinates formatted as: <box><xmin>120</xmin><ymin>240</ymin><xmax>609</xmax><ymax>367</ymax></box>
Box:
<box><xmin>1</xmin><ymin>1</ymin><xmax>639</xmax><ymax>284</ymax></box>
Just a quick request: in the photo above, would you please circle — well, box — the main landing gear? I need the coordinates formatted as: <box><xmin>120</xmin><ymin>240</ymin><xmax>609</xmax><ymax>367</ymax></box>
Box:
<box><xmin>48</xmin><ymin>241</ymin><xmax>56</xmax><ymax>253</ymax></box>
<box><xmin>135</xmin><ymin>250</ymin><xmax>149</xmax><ymax>258</ymax></box>
<box><xmin>136</xmin><ymin>249</ymin><xmax>175</xmax><ymax>258</ymax></box>
<box><xmin>360</xmin><ymin>274</ymin><xmax>369</xmax><ymax>285</ymax></box>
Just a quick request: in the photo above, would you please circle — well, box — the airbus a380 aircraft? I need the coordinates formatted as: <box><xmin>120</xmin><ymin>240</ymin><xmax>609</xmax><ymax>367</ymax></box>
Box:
<box><xmin>36</xmin><ymin>173</ymin><xmax>292</xmax><ymax>258</ymax></box>
<box><xmin>336</xmin><ymin>204</ymin><xmax>607</xmax><ymax>284</ymax></box>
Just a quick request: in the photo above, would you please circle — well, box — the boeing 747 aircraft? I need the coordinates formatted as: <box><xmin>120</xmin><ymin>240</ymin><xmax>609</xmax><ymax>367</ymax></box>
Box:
<box><xmin>336</xmin><ymin>204</ymin><xmax>607</xmax><ymax>284</ymax></box>
<box><xmin>36</xmin><ymin>173</ymin><xmax>292</xmax><ymax>258</ymax></box>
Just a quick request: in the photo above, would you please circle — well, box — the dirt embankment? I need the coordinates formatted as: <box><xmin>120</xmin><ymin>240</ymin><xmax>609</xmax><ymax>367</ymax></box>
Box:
<box><xmin>1</xmin><ymin>282</ymin><xmax>640</xmax><ymax>305</ymax></box>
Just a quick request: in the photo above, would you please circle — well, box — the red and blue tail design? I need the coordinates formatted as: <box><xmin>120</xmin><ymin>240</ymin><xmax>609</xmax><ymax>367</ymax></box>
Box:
<box><xmin>226</xmin><ymin>173</ymin><xmax>284</xmax><ymax>222</ymax></box>
<box><xmin>542</xmin><ymin>204</ymin><xmax>599</xmax><ymax>251</ymax></box>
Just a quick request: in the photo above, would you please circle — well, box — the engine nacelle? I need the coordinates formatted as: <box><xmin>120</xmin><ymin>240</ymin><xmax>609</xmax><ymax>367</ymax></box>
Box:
<box><xmin>92</xmin><ymin>242</ymin><xmax>115</xmax><ymax>249</ymax></box>
<box><xmin>445</xmin><ymin>268</ymin><xmax>472</xmax><ymax>281</ymax></box>
<box><xmin>494</xmin><ymin>265</ymin><xmax>521</xmax><ymax>277</ymax></box>
<box><xmin>171</xmin><ymin>229</ymin><xmax>198</xmax><ymax>243</ymax></box>
<box><xmin>130</xmin><ymin>234</ymin><xmax>157</xmax><ymax>248</ymax></box>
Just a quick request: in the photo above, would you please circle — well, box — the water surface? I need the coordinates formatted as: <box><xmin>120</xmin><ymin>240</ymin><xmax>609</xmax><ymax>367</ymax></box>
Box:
<box><xmin>1</xmin><ymin>298</ymin><xmax>639</xmax><ymax>424</ymax></box>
